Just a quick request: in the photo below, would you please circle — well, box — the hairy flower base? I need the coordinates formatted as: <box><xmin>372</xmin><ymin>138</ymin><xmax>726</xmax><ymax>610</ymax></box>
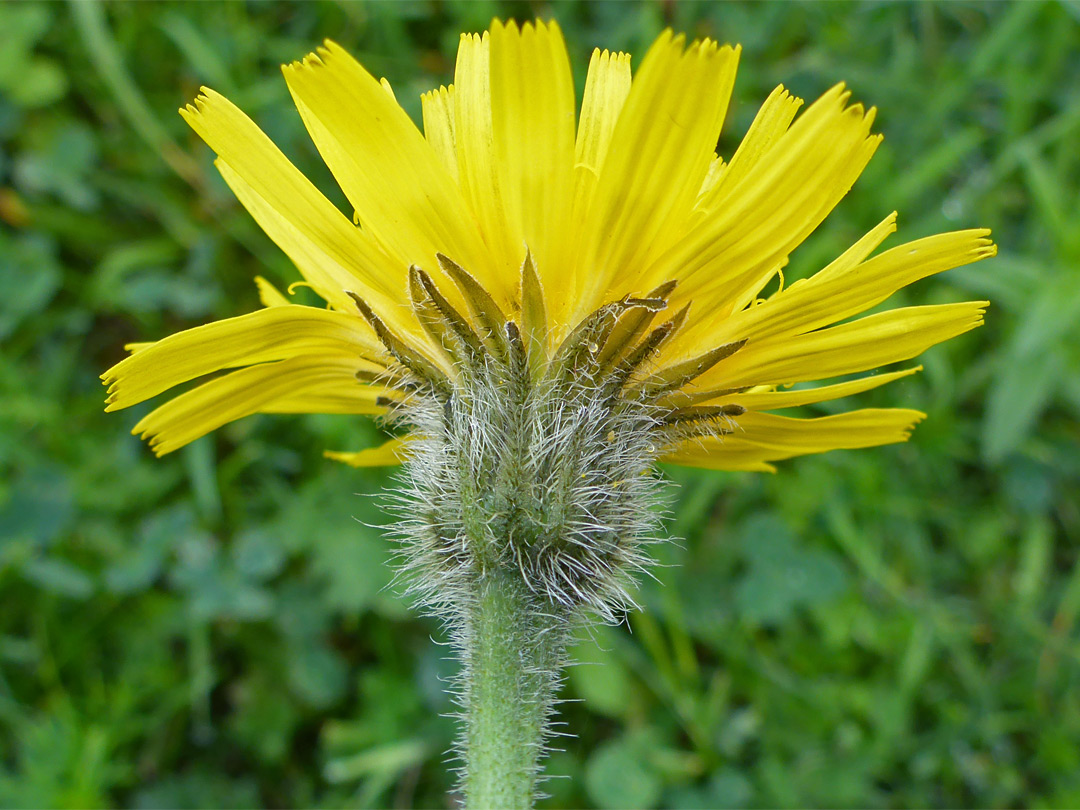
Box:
<box><xmin>378</xmin><ymin>254</ymin><xmax>742</xmax><ymax>623</ymax></box>
<box><xmin>373</xmin><ymin>254</ymin><xmax>748</xmax><ymax>803</ymax></box>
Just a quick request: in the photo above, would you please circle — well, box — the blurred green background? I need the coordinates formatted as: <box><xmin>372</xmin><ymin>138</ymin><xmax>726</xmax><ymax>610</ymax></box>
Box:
<box><xmin>2</xmin><ymin>0</ymin><xmax>1079</xmax><ymax>807</ymax></box>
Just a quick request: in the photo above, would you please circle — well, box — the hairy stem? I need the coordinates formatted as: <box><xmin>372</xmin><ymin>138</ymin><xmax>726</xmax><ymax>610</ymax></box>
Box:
<box><xmin>463</xmin><ymin>568</ymin><xmax>566</xmax><ymax>809</ymax></box>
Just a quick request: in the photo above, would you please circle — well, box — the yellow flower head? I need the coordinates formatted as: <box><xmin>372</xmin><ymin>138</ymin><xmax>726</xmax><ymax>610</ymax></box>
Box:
<box><xmin>102</xmin><ymin>20</ymin><xmax>994</xmax><ymax>473</ymax></box>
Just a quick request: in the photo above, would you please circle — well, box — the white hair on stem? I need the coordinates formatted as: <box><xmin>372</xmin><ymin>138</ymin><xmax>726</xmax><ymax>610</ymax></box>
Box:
<box><xmin>352</xmin><ymin>257</ymin><xmax>746</xmax><ymax>801</ymax></box>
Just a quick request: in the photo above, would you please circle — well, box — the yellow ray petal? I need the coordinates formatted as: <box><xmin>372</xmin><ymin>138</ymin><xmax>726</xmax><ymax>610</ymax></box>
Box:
<box><xmin>324</xmin><ymin>435</ymin><xmax>414</xmax><ymax>467</ymax></box>
<box><xmin>731</xmin><ymin>408</ymin><xmax>926</xmax><ymax>452</ymax></box>
<box><xmin>662</xmin><ymin>407</ymin><xmax>925</xmax><ymax>470</ymax></box>
<box><xmin>696</xmin><ymin>301</ymin><xmax>988</xmax><ymax>391</ymax></box>
<box><xmin>693</xmin><ymin>226</ymin><xmax>995</xmax><ymax>351</ymax></box>
<box><xmin>661</xmin><ymin>446</ymin><xmax>778</xmax><ymax>473</ymax></box>
<box><xmin>215</xmin><ymin>155</ymin><xmax>392</xmax><ymax>314</ymax></box>
<box><xmin>574</xmin><ymin>49</ymin><xmax>632</xmax><ymax>183</ymax></box>
<box><xmin>421</xmin><ymin>84</ymin><xmax>458</xmax><ymax>182</ymax></box>
<box><xmin>694</xmin><ymin>84</ymin><xmax>803</xmax><ymax>215</ymax></box>
<box><xmin>133</xmin><ymin>355</ymin><xmax>386</xmax><ymax>456</ymax></box>
<box><xmin>260</xmin><ymin>386</ymin><xmax>393</xmax><ymax>415</ymax></box>
<box><xmin>254</xmin><ymin>275</ymin><xmax>290</xmax><ymax>307</ymax></box>
<box><xmin>215</xmin><ymin>158</ymin><xmax>412</xmax><ymax>333</ymax></box>
<box><xmin>453</xmin><ymin>26</ymin><xmax>583</xmax><ymax>304</ymax></box>
<box><xmin>562</xmin><ymin>47</ymin><xmax>631</xmax><ymax>326</ymax></box>
<box><xmin>807</xmin><ymin>212</ymin><xmax>898</xmax><ymax>284</ymax></box>
<box><xmin>179</xmin><ymin>89</ymin><xmax>401</xmax><ymax>311</ymax></box>
<box><xmin>717</xmin><ymin>131</ymin><xmax>881</xmax><ymax>312</ymax></box>
<box><xmin>706</xmin><ymin>117</ymin><xmax>880</xmax><ymax>312</ymax></box>
<box><xmin>693</xmin><ymin>366</ymin><xmax>922</xmax><ymax>410</ymax></box>
<box><xmin>702</xmin><ymin>210</ymin><xmax>892</xmax><ymax>329</ymax></box>
<box><xmin>453</xmin><ymin>31</ymin><xmax>504</xmax><ymax>278</ymax></box>
<box><xmin>102</xmin><ymin>305</ymin><xmax>381</xmax><ymax>411</ymax></box>
<box><xmin>260</xmin><ymin>361</ymin><xmax>399</xmax><ymax>414</ymax></box>
<box><xmin>488</xmin><ymin>20</ymin><xmax>577</xmax><ymax>307</ymax></box>
<box><xmin>648</xmin><ymin>85</ymin><xmax>881</xmax><ymax>323</ymax></box>
<box><xmin>282</xmin><ymin>42</ymin><xmax>493</xmax><ymax>294</ymax></box>
<box><xmin>575</xmin><ymin>32</ymin><xmax>740</xmax><ymax>316</ymax></box>
<box><xmin>696</xmin><ymin>155</ymin><xmax>725</xmax><ymax>206</ymax></box>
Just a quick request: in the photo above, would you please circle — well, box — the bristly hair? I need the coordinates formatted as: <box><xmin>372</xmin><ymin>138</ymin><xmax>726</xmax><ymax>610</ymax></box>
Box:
<box><xmin>366</xmin><ymin>256</ymin><xmax>744</xmax><ymax>628</ymax></box>
<box><xmin>359</xmin><ymin>254</ymin><xmax>744</xmax><ymax>796</ymax></box>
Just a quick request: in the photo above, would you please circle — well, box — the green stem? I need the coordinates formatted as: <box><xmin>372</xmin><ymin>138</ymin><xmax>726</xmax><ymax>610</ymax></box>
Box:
<box><xmin>464</xmin><ymin>568</ymin><xmax>565</xmax><ymax>810</ymax></box>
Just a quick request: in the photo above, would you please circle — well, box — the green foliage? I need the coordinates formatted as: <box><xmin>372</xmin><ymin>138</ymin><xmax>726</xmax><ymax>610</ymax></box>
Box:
<box><xmin>2</xmin><ymin>1</ymin><xmax>1078</xmax><ymax>807</ymax></box>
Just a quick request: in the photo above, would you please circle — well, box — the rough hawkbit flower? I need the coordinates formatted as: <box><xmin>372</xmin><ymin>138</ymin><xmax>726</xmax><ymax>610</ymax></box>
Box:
<box><xmin>103</xmin><ymin>19</ymin><xmax>994</xmax><ymax>807</ymax></box>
